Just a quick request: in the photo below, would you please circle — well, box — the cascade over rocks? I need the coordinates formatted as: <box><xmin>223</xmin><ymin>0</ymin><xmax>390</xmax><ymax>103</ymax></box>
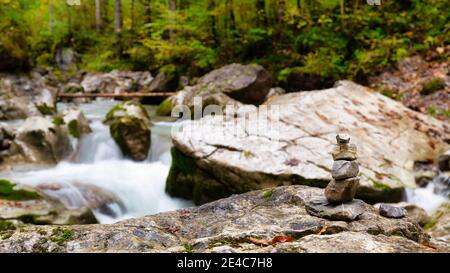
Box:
<box><xmin>0</xmin><ymin>185</ymin><xmax>437</xmax><ymax>253</ymax></box>
<box><xmin>167</xmin><ymin>81</ymin><xmax>450</xmax><ymax>205</ymax></box>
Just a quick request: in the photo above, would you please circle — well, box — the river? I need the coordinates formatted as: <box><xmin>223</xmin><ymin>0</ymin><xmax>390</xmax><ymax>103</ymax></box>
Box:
<box><xmin>0</xmin><ymin>100</ymin><xmax>447</xmax><ymax>224</ymax></box>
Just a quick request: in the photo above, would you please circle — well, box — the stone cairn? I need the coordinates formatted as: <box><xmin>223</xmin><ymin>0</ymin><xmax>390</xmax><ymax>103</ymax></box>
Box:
<box><xmin>325</xmin><ymin>134</ymin><xmax>360</xmax><ymax>203</ymax></box>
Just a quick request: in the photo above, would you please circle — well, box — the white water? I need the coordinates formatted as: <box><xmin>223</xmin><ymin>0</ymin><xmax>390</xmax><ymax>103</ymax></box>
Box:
<box><xmin>1</xmin><ymin>100</ymin><xmax>192</xmax><ymax>224</ymax></box>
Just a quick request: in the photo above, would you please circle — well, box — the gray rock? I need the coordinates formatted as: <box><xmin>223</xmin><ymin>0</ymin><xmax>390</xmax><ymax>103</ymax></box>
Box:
<box><xmin>325</xmin><ymin>177</ymin><xmax>360</xmax><ymax>204</ymax></box>
<box><xmin>0</xmin><ymin>185</ymin><xmax>433</xmax><ymax>253</ymax></box>
<box><xmin>336</xmin><ymin>134</ymin><xmax>351</xmax><ymax>144</ymax></box>
<box><xmin>374</xmin><ymin>202</ymin><xmax>430</xmax><ymax>226</ymax></box>
<box><xmin>332</xmin><ymin>143</ymin><xmax>357</xmax><ymax>161</ymax></box>
<box><xmin>305</xmin><ymin>196</ymin><xmax>366</xmax><ymax>221</ymax></box>
<box><xmin>159</xmin><ymin>63</ymin><xmax>273</xmax><ymax>115</ymax></box>
<box><xmin>379</xmin><ymin>204</ymin><xmax>407</xmax><ymax>218</ymax></box>
<box><xmin>427</xmin><ymin>202</ymin><xmax>450</xmax><ymax>251</ymax></box>
<box><xmin>332</xmin><ymin>160</ymin><xmax>359</xmax><ymax>180</ymax></box>
<box><xmin>433</xmin><ymin>172</ymin><xmax>449</xmax><ymax>197</ymax></box>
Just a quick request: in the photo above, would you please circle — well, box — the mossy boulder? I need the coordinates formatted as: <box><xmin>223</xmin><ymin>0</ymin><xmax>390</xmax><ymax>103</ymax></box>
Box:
<box><xmin>0</xmin><ymin>179</ymin><xmax>40</xmax><ymax>201</ymax></box>
<box><xmin>60</xmin><ymin>108</ymin><xmax>92</xmax><ymax>139</ymax></box>
<box><xmin>105</xmin><ymin>101</ymin><xmax>151</xmax><ymax>161</ymax></box>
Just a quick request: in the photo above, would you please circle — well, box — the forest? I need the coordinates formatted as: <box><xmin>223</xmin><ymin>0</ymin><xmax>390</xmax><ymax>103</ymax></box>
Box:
<box><xmin>0</xmin><ymin>0</ymin><xmax>448</xmax><ymax>87</ymax></box>
<box><xmin>0</xmin><ymin>0</ymin><xmax>449</xmax><ymax>255</ymax></box>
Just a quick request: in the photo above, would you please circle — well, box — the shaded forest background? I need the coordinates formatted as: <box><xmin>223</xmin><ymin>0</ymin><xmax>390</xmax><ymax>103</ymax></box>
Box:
<box><xmin>0</xmin><ymin>0</ymin><xmax>449</xmax><ymax>89</ymax></box>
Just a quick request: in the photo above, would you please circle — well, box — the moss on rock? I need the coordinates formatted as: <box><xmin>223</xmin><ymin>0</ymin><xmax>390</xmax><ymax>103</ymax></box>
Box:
<box><xmin>156</xmin><ymin>97</ymin><xmax>174</xmax><ymax>116</ymax></box>
<box><xmin>421</xmin><ymin>78</ymin><xmax>445</xmax><ymax>96</ymax></box>
<box><xmin>0</xmin><ymin>179</ymin><xmax>41</xmax><ymax>201</ymax></box>
<box><xmin>67</xmin><ymin>120</ymin><xmax>80</xmax><ymax>138</ymax></box>
<box><xmin>36</xmin><ymin>103</ymin><xmax>57</xmax><ymax>115</ymax></box>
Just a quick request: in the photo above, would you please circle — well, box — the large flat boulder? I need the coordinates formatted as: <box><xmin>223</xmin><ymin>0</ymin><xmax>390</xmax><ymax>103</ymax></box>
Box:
<box><xmin>168</xmin><ymin>81</ymin><xmax>449</xmax><ymax>205</ymax></box>
<box><xmin>0</xmin><ymin>185</ymin><xmax>436</xmax><ymax>253</ymax></box>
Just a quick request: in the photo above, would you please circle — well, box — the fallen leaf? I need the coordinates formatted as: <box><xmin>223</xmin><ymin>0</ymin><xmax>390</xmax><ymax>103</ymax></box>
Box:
<box><xmin>271</xmin><ymin>235</ymin><xmax>294</xmax><ymax>245</ymax></box>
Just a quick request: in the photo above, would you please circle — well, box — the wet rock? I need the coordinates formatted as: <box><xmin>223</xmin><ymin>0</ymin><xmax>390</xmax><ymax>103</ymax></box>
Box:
<box><xmin>305</xmin><ymin>196</ymin><xmax>366</xmax><ymax>221</ymax></box>
<box><xmin>433</xmin><ymin>172</ymin><xmax>450</xmax><ymax>197</ymax></box>
<box><xmin>426</xmin><ymin>202</ymin><xmax>450</xmax><ymax>251</ymax></box>
<box><xmin>168</xmin><ymin>81</ymin><xmax>449</xmax><ymax>205</ymax></box>
<box><xmin>60</xmin><ymin>108</ymin><xmax>92</xmax><ymax>138</ymax></box>
<box><xmin>0</xmin><ymin>185</ymin><xmax>431</xmax><ymax>253</ymax></box>
<box><xmin>438</xmin><ymin>150</ymin><xmax>450</xmax><ymax>171</ymax></box>
<box><xmin>0</xmin><ymin>116</ymin><xmax>73</xmax><ymax>170</ymax></box>
<box><xmin>0</xmin><ymin>179</ymin><xmax>97</xmax><ymax>225</ymax></box>
<box><xmin>105</xmin><ymin>101</ymin><xmax>151</xmax><ymax>161</ymax></box>
<box><xmin>378</xmin><ymin>204</ymin><xmax>407</xmax><ymax>219</ymax></box>
<box><xmin>159</xmin><ymin>63</ymin><xmax>273</xmax><ymax>115</ymax></box>
<box><xmin>324</xmin><ymin>177</ymin><xmax>360</xmax><ymax>204</ymax></box>
<box><xmin>0</xmin><ymin>74</ymin><xmax>50</xmax><ymax>120</ymax></box>
<box><xmin>415</xmin><ymin>170</ymin><xmax>435</xmax><ymax>187</ymax></box>
<box><xmin>148</xmin><ymin>70</ymin><xmax>179</xmax><ymax>92</ymax></box>
<box><xmin>332</xmin><ymin>161</ymin><xmax>359</xmax><ymax>180</ymax></box>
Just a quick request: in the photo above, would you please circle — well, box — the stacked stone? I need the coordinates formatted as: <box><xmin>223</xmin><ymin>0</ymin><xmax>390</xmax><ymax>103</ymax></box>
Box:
<box><xmin>325</xmin><ymin>134</ymin><xmax>360</xmax><ymax>203</ymax></box>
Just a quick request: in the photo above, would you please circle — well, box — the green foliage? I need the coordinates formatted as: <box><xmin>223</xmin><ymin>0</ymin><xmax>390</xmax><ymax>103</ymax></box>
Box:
<box><xmin>0</xmin><ymin>179</ymin><xmax>41</xmax><ymax>201</ymax></box>
<box><xmin>0</xmin><ymin>0</ymin><xmax>448</xmax><ymax>85</ymax></box>
<box><xmin>421</xmin><ymin>78</ymin><xmax>446</xmax><ymax>95</ymax></box>
<box><xmin>50</xmin><ymin>227</ymin><xmax>74</xmax><ymax>246</ymax></box>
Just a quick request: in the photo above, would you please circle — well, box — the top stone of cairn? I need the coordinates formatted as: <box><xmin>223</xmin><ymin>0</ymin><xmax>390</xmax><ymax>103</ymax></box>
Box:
<box><xmin>336</xmin><ymin>134</ymin><xmax>351</xmax><ymax>144</ymax></box>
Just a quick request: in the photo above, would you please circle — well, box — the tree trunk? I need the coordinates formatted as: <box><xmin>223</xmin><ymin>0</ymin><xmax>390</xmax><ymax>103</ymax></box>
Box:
<box><xmin>169</xmin><ymin>0</ymin><xmax>177</xmax><ymax>42</ymax></box>
<box><xmin>208</xmin><ymin>0</ymin><xmax>218</xmax><ymax>45</ymax></box>
<box><xmin>49</xmin><ymin>0</ymin><xmax>54</xmax><ymax>33</ymax></box>
<box><xmin>226</xmin><ymin>0</ymin><xmax>236</xmax><ymax>31</ymax></box>
<box><xmin>114</xmin><ymin>0</ymin><xmax>123</xmax><ymax>56</ymax></box>
<box><xmin>144</xmin><ymin>0</ymin><xmax>151</xmax><ymax>24</ymax></box>
<box><xmin>256</xmin><ymin>0</ymin><xmax>268</xmax><ymax>27</ymax></box>
<box><xmin>130</xmin><ymin>0</ymin><xmax>135</xmax><ymax>41</ymax></box>
<box><xmin>96</xmin><ymin>0</ymin><xmax>102</xmax><ymax>32</ymax></box>
<box><xmin>278</xmin><ymin>0</ymin><xmax>286</xmax><ymax>23</ymax></box>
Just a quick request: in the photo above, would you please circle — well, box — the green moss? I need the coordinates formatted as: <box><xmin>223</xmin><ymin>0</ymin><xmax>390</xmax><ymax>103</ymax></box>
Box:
<box><xmin>50</xmin><ymin>228</ymin><xmax>74</xmax><ymax>246</ymax></box>
<box><xmin>262</xmin><ymin>190</ymin><xmax>273</xmax><ymax>199</ymax></box>
<box><xmin>1</xmin><ymin>230</ymin><xmax>14</xmax><ymax>240</ymax></box>
<box><xmin>0</xmin><ymin>220</ymin><xmax>16</xmax><ymax>231</ymax></box>
<box><xmin>165</xmin><ymin>148</ymin><xmax>198</xmax><ymax>199</ymax></box>
<box><xmin>369</xmin><ymin>178</ymin><xmax>393</xmax><ymax>192</ymax></box>
<box><xmin>421</xmin><ymin>78</ymin><xmax>445</xmax><ymax>95</ymax></box>
<box><xmin>68</xmin><ymin>120</ymin><xmax>80</xmax><ymax>138</ymax></box>
<box><xmin>0</xmin><ymin>179</ymin><xmax>41</xmax><ymax>201</ymax></box>
<box><xmin>36</xmin><ymin>103</ymin><xmax>57</xmax><ymax>115</ymax></box>
<box><xmin>52</xmin><ymin>116</ymin><xmax>65</xmax><ymax>126</ymax></box>
<box><xmin>170</xmin><ymin>147</ymin><xmax>197</xmax><ymax>175</ymax></box>
<box><xmin>156</xmin><ymin>98</ymin><xmax>173</xmax><ymax>116</ymax></box>
<box><xmin>182</xmin><ymin>243</ymin><xmax>193</xmax><ymax>253</ymax></box>
<box><xmin>105</xmin><ymin>101</ymin><xmax>150</xmax><ymax>124</ymax></box>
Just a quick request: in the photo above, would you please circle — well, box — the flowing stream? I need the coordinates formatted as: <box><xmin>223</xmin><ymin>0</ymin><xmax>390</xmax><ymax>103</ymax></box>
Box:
<box><xmin>1</xmin><ymin>100</ymin><xmax>192</xmax><ymax>224</ymax></box>
<box><xmin>0</xmin><ymin>100</ymin><xmax>447</xmax><ymax>224</ymax></box>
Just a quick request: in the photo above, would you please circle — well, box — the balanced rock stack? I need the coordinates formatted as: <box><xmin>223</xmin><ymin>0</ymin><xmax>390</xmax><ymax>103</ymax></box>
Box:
<box><xmin>325</xmin><ymin>134</ymin><xmax>360</xmax><ymax>203</ymax></box>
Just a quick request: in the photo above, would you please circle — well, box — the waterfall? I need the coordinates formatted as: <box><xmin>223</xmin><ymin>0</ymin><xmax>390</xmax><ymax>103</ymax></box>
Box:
<box><xmin>2</xmin><ymin>100</ymin><xmax>192</xmax><ymax>224</ymax></box>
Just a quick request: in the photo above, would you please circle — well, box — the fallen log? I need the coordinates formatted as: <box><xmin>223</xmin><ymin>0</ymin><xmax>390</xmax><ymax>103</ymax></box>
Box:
<box><xmin>58</xmin><ymin>92</ymin><xmax>175</xmax><ymax>98</ymax></box>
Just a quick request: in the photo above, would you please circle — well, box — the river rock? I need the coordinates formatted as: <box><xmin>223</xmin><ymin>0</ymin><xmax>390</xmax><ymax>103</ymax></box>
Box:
<box><xmin>158</xmin><ymin>63</ymin><xmax>273</xmax><ymax>116</ymax></box>
<box><xmin>0</xmin><ymin>117</ymin><xmax>73</xmax><ymax>170</ymax></box>
<box><xmin>0</xmin><ymin>73</ymin><xmax>52</xmax><ymax>120</ymax></box>
<box><xmin>167</xmin><ymin>81</ymin><xmax>449</xmax><ymax>205</ymax></box>
<box><xmin>378</xmin><ymin>204</ymin><xmax>407</xmax><ymax>219</ymax></box>
<box><xmin>433</xmin><ymin>172</ymin><xmax>450</xmax><ymax>197</ymax></box>
<box><xmin>305</xmin><ymin>197</ymin><xmax>366</xmax><ymax>221</ymax></box>
<box><xmin>332</xmin><ymin>160</ymin><xmax>359</xmax><ymax>180</ymax></box>
<box><xmin>374</xmin><ymin>202</ymin><xmax>430</xmax><ymax>226</ymax></box>
<box><xmin>60</xmin><ymin>108</ymin><xmax>92</xmax><ymax>138</ymax></box>
<box><xmin>81</xmin><ymin>71</ymin><xmax>153</xmax><ymax>94</ymax></box>
<box><xmin>0</xmin><ymin>179</ymin><xmax>97</xmax><ymax>226</ymax></box>
<box><xmin>0</xmin><ymin>185</ymin><xmax>436</xmax><ymax>253</ymax></box>
<box><xmin>324</xmin><ymin>177</ymin><xmax>360</xmax><ymax>204</ymax></box>
<box><xmin>105</xmin><ymin>101</ymin><xmax>151</xmax><ymax>161</ymax></box>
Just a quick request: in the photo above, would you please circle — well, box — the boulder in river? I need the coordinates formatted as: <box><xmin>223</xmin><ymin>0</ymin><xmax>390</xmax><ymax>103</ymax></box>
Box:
<box><xmin>157</xmin><ymin>63</ymin><xmax>273</xmax><ymax>116</ymax></box>
<box><xmin>0</xmin><ymin>73</ymin><xmax>52</xmax><ymax>120</ymax></box>
<box><xmin>60</xmin><ymin>108</ymin><xmax>92</xmax><ymax>139</ymax></box>
<box><xmin>0</xmin><ymin>116</ymin><xmax>73</xmax><ymax>170</ymax></box>
<box><xmin>167</xmin><ymin>81</ymin><xmax>449</xmax><ymax>205</ymax></box>
<box><xmin>81</xmin><ymin>71</ymin><xmax>153</xmax><ymax>94</ymax></box>
<box><xmin>105</xmin><ymin>101</ymin><xmax>151</xmax><ymax>161</ymax></box>
<box><xmin>0</xmin><ymin>185</ymin><xmax>436</xmax><ymax>253</ymax></box>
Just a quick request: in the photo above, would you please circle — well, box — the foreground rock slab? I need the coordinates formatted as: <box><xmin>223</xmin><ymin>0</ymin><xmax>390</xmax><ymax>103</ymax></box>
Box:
<box><xmin>0</xmin><ymin>186</ymin><xmax>437</xmax><ymax>253</ymax></box>
<box><xmin>168</xmin><ymin>81</ymin><xmax>449</xmax><ymax>205</ymax></box>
